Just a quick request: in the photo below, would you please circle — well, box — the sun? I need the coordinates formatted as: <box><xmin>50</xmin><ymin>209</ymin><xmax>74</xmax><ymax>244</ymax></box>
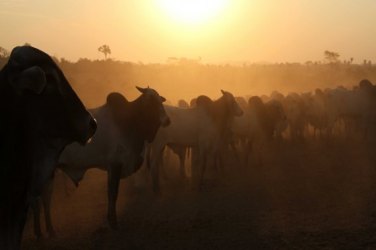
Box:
<box><xmin>157</xmin><ymin>0</ymin><xmax>229</xmax><ymax>25</ymax></box>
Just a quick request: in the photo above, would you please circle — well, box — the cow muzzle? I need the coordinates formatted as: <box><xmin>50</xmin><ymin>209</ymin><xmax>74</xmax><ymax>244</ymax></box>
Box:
<box><xmin>77</xmin><ymin>116</ymin><xmax>97</xmax><ymax>145</ymax></box>
<box><xmin>87</xmin><ymin>117</ymin><xmax>97</xmax><ymax>140</ymax></box>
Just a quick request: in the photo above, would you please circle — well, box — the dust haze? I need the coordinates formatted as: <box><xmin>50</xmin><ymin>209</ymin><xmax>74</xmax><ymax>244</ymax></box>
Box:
<box><xmin>0</xmin><ymin>53</ymin><xmax>372</xmax><ymax>249</ymax></box>
<box><xmin>1</xmin><ymin>56</ymin><xmax>369</xmax><ymax>107</ymax></box>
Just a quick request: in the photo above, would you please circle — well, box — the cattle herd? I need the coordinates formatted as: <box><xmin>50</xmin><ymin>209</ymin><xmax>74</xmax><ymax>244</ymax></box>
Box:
<box><xmin>1</xmin><ymin>46</ymin><xmax>376</xmax><ymax>249</ymax></box>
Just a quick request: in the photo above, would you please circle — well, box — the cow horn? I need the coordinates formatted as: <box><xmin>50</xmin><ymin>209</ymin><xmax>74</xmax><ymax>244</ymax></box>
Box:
<box><xmin>136</xmin><ymin>86</ymin><xmax>147</xmax><ymax>93</ymax></box>
<box><xmin>221</xmin><ymin>89</ymin><xmax>226</xmax><ymax>95</ymax></box>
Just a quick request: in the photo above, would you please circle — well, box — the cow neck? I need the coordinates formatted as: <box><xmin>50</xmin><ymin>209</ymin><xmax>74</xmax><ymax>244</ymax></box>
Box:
<box><xmin>115</xmin><ymin>95</ymin><xmax>150</xmax><ymax>157</ymax></box>
<box><xmin>127</xmin><ymin>94</ymin><xmax>161</xmax><ymax>143</ymax></box>
<box><xmin>124</xmin><ymin>94</ymin><xmax>148</xmax><ymax>137</ymax></box>
<box><xmin>210</xmin><ymin>96</ymin><xmax>232</xmax><ymax>134</ymax></box>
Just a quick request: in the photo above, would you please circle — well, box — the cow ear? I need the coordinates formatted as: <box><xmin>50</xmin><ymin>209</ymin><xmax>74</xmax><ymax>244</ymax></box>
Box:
<box><xmin>10</xmin><ymin>66</ymin><xmax>47</xmax><ymax>94</ymax></box>
<box><xmin>160</xmin><ymin>96</ymin><xmax>166</xmax><ymax>102</ymax></box>
<box><xmin>221</xmin><ymin>89</ymin><xmax>226</xmax><ymax>95</ymax></box>
<box><xmin>136</xmin><ymin>86</ymin><xmax>147</xmax><ymax>94</ymax></box>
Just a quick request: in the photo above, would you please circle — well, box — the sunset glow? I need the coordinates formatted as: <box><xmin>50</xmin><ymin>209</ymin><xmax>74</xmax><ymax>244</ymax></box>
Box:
<box><xmin>0</xmin><ymin>1</ymin><xmax>375</xmax><ymax>63</ymax></box>
<box><xmin>157</xmin><ymin>0</ymin><xmax>229</xmax><ymax>25</ymax></box>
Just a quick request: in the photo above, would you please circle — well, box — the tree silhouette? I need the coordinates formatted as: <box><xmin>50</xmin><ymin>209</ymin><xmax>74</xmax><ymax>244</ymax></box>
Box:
<box><xmin>0</xmin><ymin>46</ymin><xmax>9</xmax><ymax>58</ymax></box>
<box><xmin>324</xmin><ymin>50</ymin><xmax>340</xmax><ymax>64</ymax></box>
<box><xmin>98</xmin><ymin>44</ymin><xmax>111</xmax><ymax>59</ymax></box>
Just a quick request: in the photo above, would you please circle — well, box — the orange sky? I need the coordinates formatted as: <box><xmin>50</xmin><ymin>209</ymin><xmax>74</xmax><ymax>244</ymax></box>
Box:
<box><xmin>1</xmin><ymin>0</ymin><xmax>375</xmax><ymax>64</ymax></box>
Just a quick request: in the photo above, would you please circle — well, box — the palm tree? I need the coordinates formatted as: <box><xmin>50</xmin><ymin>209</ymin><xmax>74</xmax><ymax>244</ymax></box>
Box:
<box><xmin>324</xmin><ymin>50</ymin><xmax>340</xmax><ymax>64</ymax></box>
<box><xmin>98</xmin><ymin>44</ymin><xmax>111</xmax><ymax>59</ymax></box>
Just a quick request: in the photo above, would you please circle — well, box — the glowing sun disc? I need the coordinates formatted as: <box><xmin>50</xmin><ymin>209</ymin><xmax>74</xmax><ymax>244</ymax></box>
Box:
<box><xmin>158</xmin><ymin>0</ymin><xmax>229</xmax><ymax>25</ymax></box>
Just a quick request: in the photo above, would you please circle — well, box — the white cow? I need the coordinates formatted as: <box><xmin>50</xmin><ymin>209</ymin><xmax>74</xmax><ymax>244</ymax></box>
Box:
<box><xmin>32</xmin><ymin>87</ymin><xmax>170</xmax><ymax>232</ymax></box>
<box><xmin>149</xmin><ymin>90</ymin><xmax>243</xmax><ymax>192</ymax></box>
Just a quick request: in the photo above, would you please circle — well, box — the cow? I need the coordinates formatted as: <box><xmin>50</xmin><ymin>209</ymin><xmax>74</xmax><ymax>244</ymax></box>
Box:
<box><xmin>283</xmin><ymin>93</ymin><xmax>307</xmax><ymax>142</ymax></box>
<box><xmin>235</xmin><ymin>96</ymin><xmax>248</xmax><ymax>111</ymax></box>
<box><xmin>303</xmin><ymin>89</ymin><xmax>335</xmax><ymax>139</ymax></box>
<box><xmin>149</xmin><ymin>90</ymin><xmax>243</xmax><ymax>192</ymax></box>
<box><xmin>264</xmin><ymin>99</ymin><xmax>287</xmax><ymax>140</ymax></box>
<box><xmin>166</xmin><ymin>99</ymin><xmax>191</xmax><ymax>180</ymax></box>
<box><xmin>354</xmin><ymin>80</ymin><xmax>376</xmax><ymax>139</ymax></box>
<box><xmin>32</xmin><ymin>87</ymin><xmax>170</xmax><ymax>231</ymax></box>
<box><xmin>232</xmin><ymin>96</ymin><xmax>287</xmax><ymax>167</ymax></box>
<box><xmin>0</xmin><ymin>46</ymin><xmax>96</xmax><ymax>250</ymax></box>
<box><xmin>232</xmin><ymin>96</ymin><xmax>267</xmax><ymax>166</ymax></box>
<box><xmin>177</xmin><ymin>99</ymin><xmax>189</xmax><ymax>108</ymax></box>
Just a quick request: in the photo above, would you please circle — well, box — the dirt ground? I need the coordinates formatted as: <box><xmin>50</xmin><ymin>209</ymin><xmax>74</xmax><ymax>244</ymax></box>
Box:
<box><xmin>22</xmin><ymin>137</ymin><xmax>376</xmax><ymax>250</ymax></box>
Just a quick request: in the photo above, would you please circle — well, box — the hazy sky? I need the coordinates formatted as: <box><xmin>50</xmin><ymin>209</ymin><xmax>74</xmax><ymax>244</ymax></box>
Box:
<box><xmin>1</xmin><ymin>0</ymin><xmax>375</xmax><ymax>63</ymax></box>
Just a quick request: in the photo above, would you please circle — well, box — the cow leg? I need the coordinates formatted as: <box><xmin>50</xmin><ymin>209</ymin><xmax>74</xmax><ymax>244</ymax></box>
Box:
<box><xmin>244</xmin><ymin>139</ymin><xmax>252</xmax><ymax>168</ymax></box>
<box><xmin>178</xmin><ymin>148</ymin><xmax>187</xmax><ymax>179</ymax></box>
<box><xmin>10</xmin><ymin>201</ymin><xmax>28</xmax><ymax>250</ymax></box>
<box><xmin>31</xmin><ymin>198</ymin><xmax>43</xmax><ymax>239</ymax></box>
<box><xmin>229</xmin><ymin>141</ymin><xmax>241</xmax><ymax>168</ymax></box>
<box><xmin>15</xmin><ymin>209</ymin><xmax>28</xmax><ymax>250</ymax></box>
<box><xmin>190</xmin><ymin>147</ymin><xmax>200</xmax><ymax>189</ymax></box>
<box><xmin>170</xmin><ymin>145</ymin><xmax>187</xmax><ymax>179</ymax></box>
<box><xmin>215</xmin><ymin>148</ymin><xmax>225</xmax><ymax>175</ymax></box>
<box><xmin>107</xmin><ymin>163</ymin><xmax>122</xmax><ymax>229</ymax></box>
<box><xmin>186</xmin><ymin>147</ymin><xmax>192</xmax><ymax>177</ymax></box>
<box><xmin>151</xmin><ymin>144</ymin><xmax>165</xmax><ymax>194</ymax></box>
<box><xmin>42</xmin><ymin>180</ymin><xmax>55</xmax><ymax>238</ymax></box>
<box><xmin>160</xmin><ymin>147</ymin><xmax>169</xmax><ymax>181</ymax></box>
<box><xmin>198</xmin><ymin>151</ymin><xmax>207</xmax><ymax>190</ymax></box>
<box><xmin>162</xmin><ymin>149</ymin><xmax>172</xmax><ymax>182</ymax></box>
<box><xmin>313</xmin><ymin>127</ymin><xmax>317</xmax><ymax>139</ymax></box>
<box><xmin>239</xmin><ymin>138</ymin><xmax>248</xmax><ymax>168</ymax></box>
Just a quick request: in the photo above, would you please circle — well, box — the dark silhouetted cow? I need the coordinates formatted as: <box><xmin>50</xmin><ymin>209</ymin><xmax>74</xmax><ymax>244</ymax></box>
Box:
<box><xmin>0</xmin><ymin>46</ymin><xmax>96</xmax><ymax>250</ymax></box>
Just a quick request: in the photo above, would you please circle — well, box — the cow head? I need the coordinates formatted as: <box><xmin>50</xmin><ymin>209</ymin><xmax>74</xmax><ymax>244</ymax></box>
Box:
<box><xmin>221</xmin><ymin>89</ymin><xmax>243</xmax><ymax>117</ymax></box>
<box><xmin>248</xmin><ymin>96</ymin><xmax>264</xmax><ymax>111</ymax></box>
<box><xmin>5</xmin><ymin>47</ymin><xmax>97</xmax><ymax>196</ymax></box>
<box><xmin>136</xmin><ymin>86</ymin><xmax>170</xmax><ymax>128</ymax></box>
<box><xmin>5</xmin><ymin>46</ymin><xmax>97</xmax><ymax>146</ymax></box>
<box><xmin>177</xmin><ymin>99</ymin><xmax>189</xmax><ymax>108</ymax></box>
<box><xmin>266</xmin><ymin>100</ymin><xmax>287</xmax><ymax>127</ymax></box>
